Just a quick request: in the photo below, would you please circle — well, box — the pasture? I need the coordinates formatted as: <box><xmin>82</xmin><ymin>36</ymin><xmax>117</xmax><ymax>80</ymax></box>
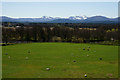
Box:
<box><xmin>2</xmin><ymin>43</ymin><xmax>118</xmax><ymax>78</ymax></box>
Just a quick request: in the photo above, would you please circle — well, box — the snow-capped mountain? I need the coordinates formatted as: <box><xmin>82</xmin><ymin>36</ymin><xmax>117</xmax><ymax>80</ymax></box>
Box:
<box><xmin>41</xmin><ymin>16</ymin><xmax>54</xmax><ymax>19</ymax></box>
<box><xmin>69</xmin><ymin>16</ymin><xmax>87</xmax><ymax>20</ymax></box>
<box><xmin>0</xmin><ymin>16</ymin><xmax>119</xmax><ymax>23</ymax></box>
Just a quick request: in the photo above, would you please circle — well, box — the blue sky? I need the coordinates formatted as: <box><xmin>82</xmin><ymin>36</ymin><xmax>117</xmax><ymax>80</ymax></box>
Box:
<box><xmin>2</xmin><ymin>2</ymin><xmax>118</xmax><ymax>18</ymax></box>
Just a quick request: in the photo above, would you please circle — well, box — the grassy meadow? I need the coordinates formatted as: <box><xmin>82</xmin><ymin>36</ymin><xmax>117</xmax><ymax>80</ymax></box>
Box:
<box><xmin>2</xmin><ymin>43</ymin><xmax>118</xmax><ymax>78</ymax></box>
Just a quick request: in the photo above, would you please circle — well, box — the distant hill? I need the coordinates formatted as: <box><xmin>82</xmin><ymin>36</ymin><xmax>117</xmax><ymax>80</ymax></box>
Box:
<box><xmin>45</xmin><ymin>19</ymin><xmax>81</xmax><ymax>23</ymax></box>
<box><xmin>0</xmin><ymin>16</ymin><xmax>119</xmax><ymax>23</ymax></box>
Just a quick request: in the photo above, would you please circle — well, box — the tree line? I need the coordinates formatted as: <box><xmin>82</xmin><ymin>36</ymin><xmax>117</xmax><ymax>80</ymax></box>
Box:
<box><xmin>2</xmin><ymin>23</ymin><xmax>119</xmax><ymax>45</ymax></box>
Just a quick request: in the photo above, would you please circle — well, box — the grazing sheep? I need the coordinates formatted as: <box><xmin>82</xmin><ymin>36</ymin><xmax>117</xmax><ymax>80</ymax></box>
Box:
<box><xmin>84</xmin><ymin>73</ymin><xmax>87</xmax><ymax>77</ymax></box>
<box><xmin>5</xmin><ymin>53</ymin><xmax>8</xmax><ymax>55</ymax></box>
<box><xmin>46</xmin><ymin>68</ymin><xmax>50</xmax><ymax>71</ymax></box>
<box><xmin>8</xmin><ymin>56</ymin><xmax>10</xmax><ymax>59</ymax></box>
<box><xmin>25</xmin><ymin>57</ymin><xmax>28</xmax><ymax>60</ymax></box>
<box><xmin>73</xmin><ymin>60</ymin><xmax>76</xmax><ymax>62</ymax></box>
<box><xmin>87</xmin><ymin>55</ymin><xmax>89</xmax><ymax>57</ymax></box>
<box><xmin>83</xmin><ymin>48</ymin><xmax>85</xmax><ymax>50</ymax></box>
<box><xmin>100</xmin><ymin>58</ymin><xmax>102</xmax><ymax>60</ymax></box>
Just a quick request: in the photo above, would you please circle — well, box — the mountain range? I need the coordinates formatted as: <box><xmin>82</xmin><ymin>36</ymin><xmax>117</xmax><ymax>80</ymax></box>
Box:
<box><xmin>0</xmin><ymin>16</ymin><xmax>119</xmax><ymax>23</ymax></box>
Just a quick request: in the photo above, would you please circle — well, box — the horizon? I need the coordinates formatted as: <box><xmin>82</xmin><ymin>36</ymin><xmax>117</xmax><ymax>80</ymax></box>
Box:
<box><xmin>1</xmin><ymin>15</ymin><xmax>119</xmax><ymax>19</ymax></box>
<box><xmin>2</xmin><ymin>2</ymin><xmax>118</xmax><ymax>18</ymax></box>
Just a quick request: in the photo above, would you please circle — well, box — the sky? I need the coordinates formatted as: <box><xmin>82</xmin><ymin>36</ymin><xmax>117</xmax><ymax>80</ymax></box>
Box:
<box><xmin>1</xmin><ymin>0</ymin><xmax>120</xmax><ymax>2</ymax></box>
<box><xmin>2</xmin><ymin>2</ymin><xmax>118</xmax><ymax>18</ymax></box>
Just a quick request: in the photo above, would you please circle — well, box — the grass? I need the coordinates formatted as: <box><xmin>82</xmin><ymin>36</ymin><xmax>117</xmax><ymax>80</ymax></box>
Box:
<box><xmin>2</xmin><ymin>42</ymin><xmax>118</xmax><ymax>78</ymax></box>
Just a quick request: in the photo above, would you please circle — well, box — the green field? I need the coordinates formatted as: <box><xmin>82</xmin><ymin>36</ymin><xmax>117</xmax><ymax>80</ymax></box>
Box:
<box><xmin>2</xmin><ymin>43</ymin><xmax>118</xmax><ymax>78</ymax></box>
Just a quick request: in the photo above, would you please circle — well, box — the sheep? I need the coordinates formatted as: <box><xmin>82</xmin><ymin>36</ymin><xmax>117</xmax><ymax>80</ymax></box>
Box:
<box><xmin>83</xmin><ymin>48</ymin><xmax>85</xmax><ymax>50</ymax></box>
<box><xmin>25</xmin><ymin>57</ymin><xmax>28</xmax><ymax>60</ymax></box>
<box><xmin>5</xmin><ymin>53</ymin><xmax>8</xmax><ymax>55</ymax></box>
<box><xmin>87</xmin><ymin>55</ymin><xmax>89</xmax><ymax>57</ymax></box>
<box><xmin>8</xmin><ymin>56</ymin><xmax>11</xmax><ymax>59</ymax></box>
<box><xmin>100</xmin><ymin>58</ymin><xmax>102</xmax><ymax>60</ymax></box>
<box><xmin>46</xmin><ymin>68</ymin><xmax>50</xmax><ymax>71</ymax></box>
<box><xmin>84</xmin><ymin>73</ymin><xmax>87</xmax><ymax>77</ymax></box>
<box><xmin>73</xmin><ymin>60</ymin><xmax>76</xmax><ymax>62</ymax></box>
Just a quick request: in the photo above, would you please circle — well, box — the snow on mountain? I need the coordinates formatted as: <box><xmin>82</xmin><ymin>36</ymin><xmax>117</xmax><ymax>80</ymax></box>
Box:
<box><xmin>41</xmin><ymin>16</ymin><xmax>54</xmax><ymax>19</ymax></box>
<box><xmin>69</xmin><ymin>16</ymin><xmax>87</xmax><ymax>20</ymax></box>
<box><xmin>0</xmin><ymin>16</ymin><xmax>118</xmax><ymax>23</ymax></box>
